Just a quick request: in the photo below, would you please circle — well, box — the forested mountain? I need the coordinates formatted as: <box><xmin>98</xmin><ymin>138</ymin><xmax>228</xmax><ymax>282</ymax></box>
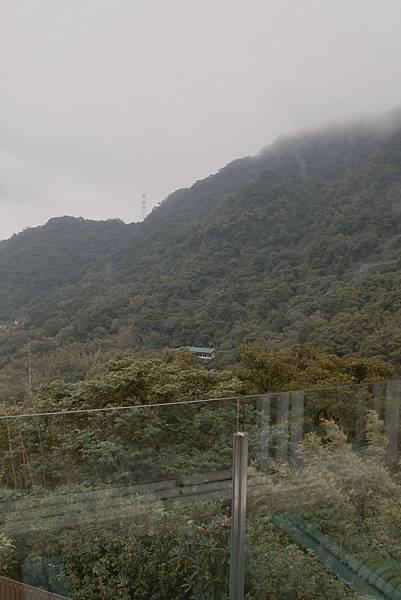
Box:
<box><xmin>2</xmin><ymin>108</ymin><xmax>401</xmax><ymax>397</ymax></box>
<box><xmin>0</xmin><ymin>216</ymin><xmax>132</xmax><ymax>314</ymax></box>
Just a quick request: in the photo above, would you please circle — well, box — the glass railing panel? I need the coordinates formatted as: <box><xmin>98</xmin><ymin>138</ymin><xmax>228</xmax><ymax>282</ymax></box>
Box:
<box><xmin>0</xmin><ymin>397</ymin><xmax>238</xmax><ymax>599</ymax></box>
<box><xmin>244</xmin><ymin>380</ymin><xmax>401</xmax><ymax>599</ymax></box>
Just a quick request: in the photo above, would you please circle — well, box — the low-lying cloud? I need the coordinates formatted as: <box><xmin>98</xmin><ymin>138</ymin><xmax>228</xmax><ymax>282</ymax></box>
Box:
<box><xmin>1</xmin><ymin>0</ymin><xmax>401</xmax><ymax>240</ymax></box>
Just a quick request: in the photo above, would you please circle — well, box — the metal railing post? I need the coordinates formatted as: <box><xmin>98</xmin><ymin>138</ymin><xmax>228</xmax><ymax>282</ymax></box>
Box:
<box><xmin>229</xmin><ymin>432</ymin><xmax>248</xmax><ymax>600</ymax></box>
<box><xmin>385</xmin><ymin>379</ymin><xmax>401</xmax><ymax>466</ymax></box>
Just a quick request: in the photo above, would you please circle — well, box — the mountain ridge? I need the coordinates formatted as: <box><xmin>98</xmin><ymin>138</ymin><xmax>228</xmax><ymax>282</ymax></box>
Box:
<box><xmin>1</xmin><ymin>108</ymin><xmax>401</xmax><ymax>398</ymax></box>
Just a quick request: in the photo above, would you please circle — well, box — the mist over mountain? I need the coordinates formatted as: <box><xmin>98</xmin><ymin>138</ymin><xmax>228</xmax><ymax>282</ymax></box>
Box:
<box><xmin>2</xmin><ymin>108</ymin><xmax>401</xmax><ymax>397</ymax></box>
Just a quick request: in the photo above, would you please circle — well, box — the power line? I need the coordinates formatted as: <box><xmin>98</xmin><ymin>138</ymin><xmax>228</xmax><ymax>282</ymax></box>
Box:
<box><xmin>0</xmin><ymin>395</ymin><xmax>239</xmax><ymax>420</ymax></box>
<box><xmin>0</xmin><ymin>377</ymin><xmax>399</xmax><ymax>421</ymax></box>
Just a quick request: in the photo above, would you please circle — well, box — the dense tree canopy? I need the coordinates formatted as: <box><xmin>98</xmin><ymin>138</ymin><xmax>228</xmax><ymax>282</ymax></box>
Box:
<box><xmin>2</xmin><ymin>108</ymin><xmax>401</xmax><ymax>598</ymax></box>
<box><xmin>0</xmin><ymin>346</ymin><xmax>399</xmax><ymax>598</ymax></box>
<box><xmin>2</xmin><ymin>111</ymin><xmax>401</xmax><ymax>399</ymax></box>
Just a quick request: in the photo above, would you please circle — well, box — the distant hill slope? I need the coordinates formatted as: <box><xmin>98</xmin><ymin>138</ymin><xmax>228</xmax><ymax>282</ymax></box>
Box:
<box><xmin>0</xmin><ymin>216</ymin><xmax>133</xmax><ymax>315</ymax></box>
<box><xmin>1</xmin><ymin>108</ymin><xmax>401</xmax><ymax>395</ymax></box>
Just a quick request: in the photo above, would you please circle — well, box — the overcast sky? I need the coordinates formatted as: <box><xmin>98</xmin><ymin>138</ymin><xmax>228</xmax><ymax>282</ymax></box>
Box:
<box><xmin>1</xmin><ymin>0</ymin><xmax>401</xmax><ymax>240</ymax></box>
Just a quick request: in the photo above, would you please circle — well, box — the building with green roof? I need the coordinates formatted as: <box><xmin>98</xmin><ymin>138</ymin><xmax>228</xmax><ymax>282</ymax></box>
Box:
<box><xmin>187</xmin><ymin>346</ymin><xmax>216</xmax><ymax>360</ymax></box>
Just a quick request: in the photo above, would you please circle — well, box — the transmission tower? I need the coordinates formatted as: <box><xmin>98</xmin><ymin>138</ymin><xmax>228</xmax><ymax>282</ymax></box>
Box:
<box><xmin>141</xmin><ymin>193</ymin><xmax>147</xmax><ymax>221</ymax></box>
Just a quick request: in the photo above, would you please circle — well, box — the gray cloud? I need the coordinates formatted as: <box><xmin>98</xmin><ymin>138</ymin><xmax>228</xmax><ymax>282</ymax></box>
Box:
<box><xmin>1</xmin><ymin>0</ymin><xmax>401</xmax><ymax>239</ymax></box>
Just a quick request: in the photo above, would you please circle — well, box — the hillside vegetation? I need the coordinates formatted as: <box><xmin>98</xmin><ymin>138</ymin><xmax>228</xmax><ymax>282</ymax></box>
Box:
<box><xmin>0</xmin><ymin>347</ymin><xmax>398</xmax><ymax>598</ymax></box>
<box><xmin>2</xmin><ymin>109</ymin><xmax>401</xmax><ymax>397</ymax></box>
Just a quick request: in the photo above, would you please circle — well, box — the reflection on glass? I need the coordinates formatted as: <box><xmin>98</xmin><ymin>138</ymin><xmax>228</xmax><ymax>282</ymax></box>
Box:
<box><xmin>246</xmin><ymin>379</ymin><xmax>401</xmax><ymax>599</ymax></box>
<box><xmin>0</xmin><ymin>399</ymin><xmax>237</xmax><ymax>599</ymax></box>
<box><xmin>2</xmin><ymin>380</ymin><xmax>401</xmax><ymax>599</ymax></box>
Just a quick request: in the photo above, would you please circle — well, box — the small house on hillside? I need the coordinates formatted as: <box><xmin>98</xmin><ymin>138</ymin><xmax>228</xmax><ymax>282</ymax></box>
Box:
<box><xmin>187</xmin><ymin>346</ymin><xmax>216</xmax><ymax>360</ymax></box>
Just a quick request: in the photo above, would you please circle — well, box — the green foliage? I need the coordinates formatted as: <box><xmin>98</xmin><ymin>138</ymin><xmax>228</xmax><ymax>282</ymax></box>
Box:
<box><xmin>0</xmin><ymin>531</ymin><xmax>15</xmax><ymax>574</ymax></box>
<box><xmin>37</xmin><ymin>352</ymin><xmax>242</xmax><ymax>411</ymax></box>
<box><xmin>62</xmin><ymin>508</ymin><xmax>230</xmax><ymax>600</ymax></box>
<box><xmin>359</xmin><ymin>553</ymin><xmax>401</xmax><ymax>591</ymax></box>
<box><xmin>2</xmin><ymin>108</ymin><xmax>401</xmax><ymax>600</ymax></box>
<box><xmin>0</xmin><ymin>358</ymin><xmax>400</xmax><ymax>597</ymax></box>
<box><xmin>236</xmin><ymin>343</ymin><xmax>394</xmax><ymax>394</ymax></box>
<box><xmin>248</xmin><ymin>417</ymin><xmax>401</xmax><ymax>596</ymax></box>
<box><xmin>246</xmin><ymin>519</ymin><xmax>358</xmax><ymax>599</ymax></box>
<box><xmin>365</xmin><ymin>409</ymin><xmax>385</xmax><ymax>449</ymax></box>
<box><xmin>2</xmin><ymin>113</ymin><xmax>401</xmax><ymax>396</ymax></box>
<box><xmin>0</xmin><ymin>347</ymin><xmax>392</xmax><ymax>492</ymax></box>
